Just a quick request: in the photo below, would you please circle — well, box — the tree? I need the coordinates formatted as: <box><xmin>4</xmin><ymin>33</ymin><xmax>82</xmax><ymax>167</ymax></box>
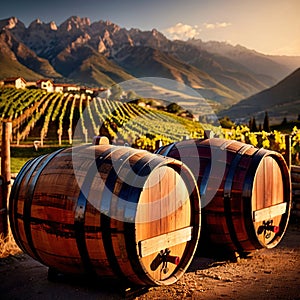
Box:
<box><xmin>250</xmin><ymin>117</ymin><xmax>258</xmax><ymax>132</ymax></box>
<box><xmin>166</xmin><ymin>102</ymin><xmax>181</xmax><ymax>114</ymax></box>
<box><xmin>281</xmin><ymin>117</ymin><xmax>288</xmax><ymax>125</ymax></box>
<box><xmin>249</xmin><ymin>118</ymin><xmax>253</xmax><ymax>130</ymax></box>
<box><xmin>219</xmin><ymin>116</ymin><xmax>235</xmax><ymax>129</ymax></box>
<box><xmin>263</xmin><ymin>111</ymin><xmax>270</xmax><ymax>132</ymax></box>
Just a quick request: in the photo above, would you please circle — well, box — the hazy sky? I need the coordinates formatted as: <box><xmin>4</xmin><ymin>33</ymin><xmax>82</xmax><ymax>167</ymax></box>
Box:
<box><xmin>1</xmin><ymin>0</ymin><xmax>299</xmax><ymax>56</ymax></box>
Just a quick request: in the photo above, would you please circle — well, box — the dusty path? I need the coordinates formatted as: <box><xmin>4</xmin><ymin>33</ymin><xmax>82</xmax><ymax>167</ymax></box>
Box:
<box><xmin>0</xmin><ymin>222</ymin><xmax>299</xmax><ymax>300</ymax></box>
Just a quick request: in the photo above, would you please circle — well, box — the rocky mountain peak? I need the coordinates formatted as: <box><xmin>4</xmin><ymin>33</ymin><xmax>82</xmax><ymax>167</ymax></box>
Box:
<box><xmin>0</xmin><ymin>17</ymin><xmax>25</xmax><ymax>30</ymax></box>
<box><xmin>60</xmin><ymin>16</ymin><xmax>91</xmax><ymax>32</ymax></box>
<box><xmin>28</xmin><ymin>19</ymin><xmax>45</xmax><ymax>30</ymax></box>
<box><xmin>5</xmin><ymin>17</ymin><xmax>20</xmax><ymax>29</ymax></box>
<box><xmin>97</xmin><ymin>37</ymin><xmax>107</xmax><ymax>53</ymax></box>
<box><xmin>104</xmin><ymin>20</ymin><xmax>113</xmax><ymax>26</ymax></box>
<box><xmin>102</xmin><ymin>29</ymin><xmax>114</xmax><ymax>47</ymax></box>
<box><xmin>70</xmin><ymin>33</ymin><xmax>91</xmax><ymax>50</ymax></box>
<box><xmin>49</xmin><ymin>21</ymin><xmax>57</xmax><ymax>31</ymax></box>
<box><xmin>151</xmin><ymin>28</ymin><xmax>159</xmax><ymax>36</ymax></box>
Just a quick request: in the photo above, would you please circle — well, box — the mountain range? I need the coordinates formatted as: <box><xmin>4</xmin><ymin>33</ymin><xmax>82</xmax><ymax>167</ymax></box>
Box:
<box><xmin>0</xmin><ymin>16</ymin><xmax>299</xmax><ymax>111</ymax></box>
<box><xmin>220</xmin><ymin>67</ymin><xmax>300</xmax><ymax>124</ymax></box>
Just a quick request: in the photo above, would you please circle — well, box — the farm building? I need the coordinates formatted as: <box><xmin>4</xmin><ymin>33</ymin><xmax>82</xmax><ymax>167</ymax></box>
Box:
<box><xmin>3</xmin><ymin>77</ymin><xmax>27</xmax><ymax>89</ymax></box>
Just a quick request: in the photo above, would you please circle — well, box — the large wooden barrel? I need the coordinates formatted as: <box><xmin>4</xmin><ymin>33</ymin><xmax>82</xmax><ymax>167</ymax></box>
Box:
<box><xmin>156</xmin><ymin>138</ymin><xmax>291</xmax><ymax>253</ymax></box>
<box><xmin>9</xmin><ymin>144</ymin><xmax>200</xmax><ymax>286</ymax></box>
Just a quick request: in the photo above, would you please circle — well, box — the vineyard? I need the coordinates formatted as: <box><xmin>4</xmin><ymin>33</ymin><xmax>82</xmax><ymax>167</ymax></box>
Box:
<box><xmin>0</xmin><ymin>87</ymin><xmax>209</xmax><ymax>149</ymax></box>
<box><xmin>0</xmin><ymin>87</ymin><xmax>300</xmax><ymax>163</ymax></box>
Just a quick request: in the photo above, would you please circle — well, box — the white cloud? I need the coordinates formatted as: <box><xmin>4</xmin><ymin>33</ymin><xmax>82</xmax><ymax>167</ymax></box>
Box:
<box><xmin>163</xmin><ymin>22</ymin><xmax>202</xmax><ymax>40</ymax></box>
<box><xmin>204</xmin><ymin>23</ymin><xmax>216</xmax><ymax>29</ymax></box>
<box><xmin>163</xmin><ymin>21</ymin><xmax>232</xmax><ymax>41</ymax></box>
<box><xmin>204</xmin><ymin>22</ymin><xmax>232</xmax><ymax>29</ymax></box>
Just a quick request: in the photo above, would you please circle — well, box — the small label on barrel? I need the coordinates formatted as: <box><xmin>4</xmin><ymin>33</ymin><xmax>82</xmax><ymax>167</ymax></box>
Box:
<box><xmin>253</xmin><ymin>202</ymin><xmax>287</xmax><ymax>222</ymax></box>
<box><xmin>138</xmin><ymin>226</ymin><xmax>192</xmax><ymax>258</ymax></box>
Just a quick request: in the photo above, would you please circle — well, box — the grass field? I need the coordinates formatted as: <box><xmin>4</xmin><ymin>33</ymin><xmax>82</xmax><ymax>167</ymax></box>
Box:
<box><xmin>10</xmin><ymin>144</ymin><xmax>69</xmax><ymax>173</ymax></box>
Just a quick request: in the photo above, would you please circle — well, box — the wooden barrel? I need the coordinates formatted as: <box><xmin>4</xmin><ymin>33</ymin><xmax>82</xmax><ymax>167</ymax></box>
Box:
<box><xmin>9</xmin><ymin>144</ymin><xmax>200</xmax><ymax>286</ymax></box>
<box><xmin>156</xmin><ymin>138</ymin><xmax>291</xmax><ymax>253</ymax></box>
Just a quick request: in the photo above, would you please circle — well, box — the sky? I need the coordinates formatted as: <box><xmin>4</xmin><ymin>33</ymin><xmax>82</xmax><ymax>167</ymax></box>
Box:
<box><xmin>1</xmin><ymin>0</ymin><xmax>300</xmax><ymax>56</ymax></box>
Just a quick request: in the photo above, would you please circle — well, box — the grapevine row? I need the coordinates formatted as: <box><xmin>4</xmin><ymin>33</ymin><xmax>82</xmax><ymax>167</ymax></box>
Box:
<box><xmin>0</xmin><ymin>87</ymin><xmax>300</xmax><ymax>163</ymax></box>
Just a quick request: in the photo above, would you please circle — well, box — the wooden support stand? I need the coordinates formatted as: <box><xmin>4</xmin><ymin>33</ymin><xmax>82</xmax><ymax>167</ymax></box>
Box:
<box><xmin>0</xmin><ymin>121</ymin><xmax>12</xmax><ymax>237</ymax></box>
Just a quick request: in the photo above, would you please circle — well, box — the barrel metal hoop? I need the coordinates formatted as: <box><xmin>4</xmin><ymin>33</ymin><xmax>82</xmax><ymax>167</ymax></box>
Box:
<box><xmin>123</xmin><ymin>155</ymin><xmax>169</xmax><ymax>286</ymax></box>
<box><xmin>223</xmin><ymin>144</ymin><xmax>253</xmax><ymax>253</ymax></box>
<box><xmin>14</xmin><ymin>156</ymin><xmax>46</xmax><ymax>253</ymax></box>
<box><xmin>74</xmin><ymin>147</ymin><xmax>114</xmax><ymax>223</ymax></box>
<box><xmin>200</xmin><ymin>139</ymin><xmax>242</xmax><ymax>202</ymax></box>
<box><xmin>224</xmin><ymin>144</ymin><xmax>254</xmax><ymax>199</ymax></box>
<box><xmin>155</xmin><ymin>142</ymin><xmax>176</xmax><ymax>156</ymax></box>
<box><xmin>199</xmin><ymin>160</ymin><xmax>211</xmax><ymax>199</ymax></box>
<box><xmin>125</xmin><ymin>155</ymin><xmax>166</xmax><ymax>206</ymax></box>
<box><xmin>9</xmin><ymin>157</ymin><xmax>40</xmax><ymax>253</ymax></box>
<box><xmin>99</xmin><ymin>150</ymin><xmax>153</xmax><ymax>217</ymax></box>
<box><xmin>166</xmin><ymin>161</ymin><xmax>201</xmax><ymax>280</ymax></box>
<box><xmin>99</xmin><ymin>149</ymin><xmax>141</xmax><ymax>280</ymax></box>
<box><xmin>120</xmin><ymin>154</ymin><xmax>163</xmax><ymax>226</ymax></box>
<box><xmin>242</xmin><ymin>148</ymin><xmax>268</xmax><ymax>199</ymax></box>
<box><xmin>24</xmin><ymin>149</ymin><xmax>64</xmax><ymax>262</ymax></box>
<box><xmin>242</xmin><ymin>148</ymin><xmax>268</xmax><ymax>249</ymax></box>
<box><xmin>268</xmin><ymin>153</ymin><xmax>292</xmax><ymax>246</ymax></box>
<box><xmin>74</xmin><ymin>147</ymin><xmax>113</xmax><ymax>277</ymax></box>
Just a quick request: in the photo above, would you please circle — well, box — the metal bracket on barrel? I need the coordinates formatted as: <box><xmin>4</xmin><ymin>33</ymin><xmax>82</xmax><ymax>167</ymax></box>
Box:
<box><xmin>257</xmin><ymin>220</ymin><xmax>280</xmax><ymax>239</ymax></box>
<box><xmin>254</xmin><ymin>202</ymin><xmax>287</xmax><ymax>238</ymax></box>
<box><xmin>150</xmin><ymin>248</ymin><xmax>180</xmax><ymax>274</ymax></box>
<box><xmin>138</xmin><ymin>227</ymin><xmax>192</xmax><ymax>274</ymax></box>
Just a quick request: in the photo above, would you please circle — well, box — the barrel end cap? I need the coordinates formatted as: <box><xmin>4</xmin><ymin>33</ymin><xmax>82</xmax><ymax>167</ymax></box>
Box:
<box><xmin>92</xmin><ymin>136</ymin><xmax>110</xmax><ymax>145</ymax></box>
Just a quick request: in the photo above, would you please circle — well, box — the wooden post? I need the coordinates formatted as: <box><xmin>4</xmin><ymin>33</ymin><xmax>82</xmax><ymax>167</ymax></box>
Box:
<box><xmin>40</xmin><ymin>128</ymin><xmax>44</xmax><ymax>147</ymax></box>
<box><xmin>68</xmin><ymin>128</ymin><xmax>72</xmax><ymax>144</ymax></box>
<box><xmin>0</xmin><ymin>121</ymin><xmax>12</xmax><ymax>237</ymax></box>
<box><xmin>284</xmin><ymin>134</ymin><xmax>291</xmax><ymax>170</ymax></box>
<box><xmin>57</xmin><ymin>128</ymin><xmax>62</xmax><ymax>146</ymax></box>
<box><xmin>83</xmin><ymin>128</ymin><xmax>88</xmax><ymax>144</ymax></box>
<box><xmin>204</xmin><ymin>130</ymin><xmax>214</xmax><ymax>139</ymax></box>
<box><xmin>155</xmin><ymin>140</ymin><xmax>162</xmax><ymax>150</ymax></box>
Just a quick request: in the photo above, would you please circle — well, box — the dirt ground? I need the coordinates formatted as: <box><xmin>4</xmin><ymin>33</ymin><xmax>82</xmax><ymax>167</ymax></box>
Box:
<box><xmin>1</xmin><ymin>221</ymin><xmax>299</xmax><ymax>300</ymax></box>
